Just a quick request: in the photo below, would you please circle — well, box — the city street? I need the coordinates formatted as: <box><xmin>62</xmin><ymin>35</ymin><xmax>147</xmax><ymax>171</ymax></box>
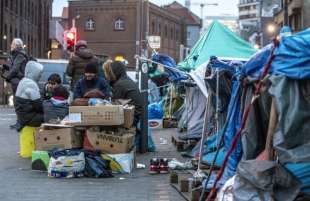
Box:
<box><xmin>0</xmin><ymin>107</ymin><xmax>184</xmax><ymax>201</ymax></box>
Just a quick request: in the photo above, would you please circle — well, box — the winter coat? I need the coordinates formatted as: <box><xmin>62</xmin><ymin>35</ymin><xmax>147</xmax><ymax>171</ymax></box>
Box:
<box><xmin>105</xmin><ymin>63</ymin><xmax>143</xmax><ymax>124</ymax></box>
<box><xmin>43</xmin><ymin>98</ymin><xmax>69</xmax><ymax>123</ymax></box>
<box><xmin>15</xmin><ymin>61</ymin><xmax>44</xmax><ymax>128</ymax></box>
<box><xmin>66</xmin><ymin>48</ymin><xmax>99</xmax><ymax>88</ymax></box>
<box><xmin>73</xmin><ymin>77</ymin><xmax>110</xmax><ymax>99</ymax></box>
<box><xmin>7</xmin><ymin>48</ymin><xmax>28</xmax><ymax>93</ymax></box>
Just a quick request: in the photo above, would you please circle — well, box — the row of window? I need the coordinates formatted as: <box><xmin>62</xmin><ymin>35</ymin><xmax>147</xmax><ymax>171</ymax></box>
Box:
<box><xmin>84</xmin><ymin>17</ymin><xmax>179</xmax><ymax>41</ymax></box>
<box><xmin>85</xmin><ymin>18</ymin><xmax>125</xmax><ymax>31</ymax></box>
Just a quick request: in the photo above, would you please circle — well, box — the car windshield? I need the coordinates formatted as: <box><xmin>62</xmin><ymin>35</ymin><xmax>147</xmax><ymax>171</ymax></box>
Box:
<box><xmin>39</xmin><ymin>62</ymin><xmax>68</xmax><ymax>84</ymax></box>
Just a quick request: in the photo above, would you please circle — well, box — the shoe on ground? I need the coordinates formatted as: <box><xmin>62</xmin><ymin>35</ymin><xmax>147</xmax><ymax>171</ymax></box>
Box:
<box><xmin>159</xmin><ymin>158</ymin><xmax>169</xmax><ymax>174</ymax></box>
<box><xmin>149</xmin><ymin>158</ymin><xmax>160</xmax><ymax>174</ymax></box>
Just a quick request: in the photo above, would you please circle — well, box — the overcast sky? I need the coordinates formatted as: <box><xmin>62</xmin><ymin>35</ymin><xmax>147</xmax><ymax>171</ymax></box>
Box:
<box><xmin>52</xmin><ymin>0</ymin><xmax>239</xmax><ymax>17</ymax></box>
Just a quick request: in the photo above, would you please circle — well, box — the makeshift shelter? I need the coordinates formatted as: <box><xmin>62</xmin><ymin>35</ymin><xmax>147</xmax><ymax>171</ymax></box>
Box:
<box><xmin>178</xmin><ymin>21</ymin><xmax>257</xmax><ymax>71</ymax></box>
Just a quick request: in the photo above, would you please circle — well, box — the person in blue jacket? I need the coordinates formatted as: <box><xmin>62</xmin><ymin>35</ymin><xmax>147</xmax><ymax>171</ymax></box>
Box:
<box><xmin>73</xmin><ymin>62</ymin><xmax>110</xmax><ymax>99</ymax></box>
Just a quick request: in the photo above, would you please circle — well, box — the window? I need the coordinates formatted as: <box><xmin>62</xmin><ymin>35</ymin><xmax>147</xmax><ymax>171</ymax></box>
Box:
<box><xmin>170</xmin><ymin>27</ymin><xmax>174</xmax><ymax>40</ymax></box>
<box><xmin>85</xmin><ymin>18</ymin><xmax>95</xmax><ymax>31</ymax></box>
<box><xmin>114</xmin><ymin>18</ymin><xmax>125</xmax><ymax>31</ymax></box>
<box><xmin>164</xmin><ymin>25</ymin><xmax>168</xmax><ymax>37</ymax></box>
<box><xmin>158</xmin><ymin>23</ymin><xmax>161</xmax><ymax>35</ymax></box>
<box><xmin>151</xmin><ymin>21</ymin><xmax>155</xmax><ymax>34</ymax></box>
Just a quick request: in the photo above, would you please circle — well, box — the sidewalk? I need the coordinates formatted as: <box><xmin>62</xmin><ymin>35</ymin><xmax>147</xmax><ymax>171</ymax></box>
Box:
<box><xmin>0</xmin><ymin>108</ymin><xmax>185</xmax><ymax>201</ymax></box>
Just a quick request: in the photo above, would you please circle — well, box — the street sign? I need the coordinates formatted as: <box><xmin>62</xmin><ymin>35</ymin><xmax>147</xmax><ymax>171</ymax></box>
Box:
<box><xmin>148</xmin><ymin>36</ymin><xmax>161</xmax><ymax>49</ymax></box>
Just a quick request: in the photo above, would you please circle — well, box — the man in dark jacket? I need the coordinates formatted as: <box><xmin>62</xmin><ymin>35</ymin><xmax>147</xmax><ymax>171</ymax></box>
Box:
<box><xmin>15</xmin><ymin>61</ymin><xmax>44</xmax><ymax>131</ymax></box>
<box><xmin>73</xmin><ymin>62</ymin><xmax>110</xmax><ymax>99</ymax></box>
<box><xmin>103</xmin><ymin>60</ymin><xmax>142</xmax><ymax>124</ymax></box>
<box><xmin>43</xmin><ymin>85</ymin><xmax>69</xmax><ymax>123</ymax></box>
<box><xmin>6</xmin><ymin>38</ymin><xmax>28</xmax><ymax>94</ymax></box>
<box><xmin>67</xmin><ymin>40</ymin><xmax>99</xmax><ymax>88</ymax></box>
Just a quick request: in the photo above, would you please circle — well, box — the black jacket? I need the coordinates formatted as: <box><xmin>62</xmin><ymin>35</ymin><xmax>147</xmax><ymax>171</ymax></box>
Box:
<box><xmin>7</xmin><ymin>49</ymin><xmax>28</xmax><ymax>93</ymax></box>
<box><xmin>73</xmin><ymin>77</ymin><xmax>110</xmax><ymax>99</ymax></box>
<box><xmin>110</xmin><ymin>64</ymin><xmax>142</xmax><ymax>123</ymax></box>
<box><xmin>15</xmin><ymin>96</ymin><xmax>43</xmax><ymax>127</ymax></box>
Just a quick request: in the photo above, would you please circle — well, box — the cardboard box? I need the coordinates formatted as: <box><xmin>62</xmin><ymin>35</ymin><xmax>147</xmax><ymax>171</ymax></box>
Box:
<box><xmin>35</xmin><ymin>124</ymin><xmax>82</xmax><ymax>151</ymax></box>
<box><xmin>101</xmin><ymin>149</ymin><xmax>136</xmax><ymax>174</ymax></box>
<box><xmin>84</xmin><ymin>127</ymin><xmax>135</xmax><ymax>154</ymax></box>
<box><xmin>123</xmin><ymin>106</ymin><xmax>135</xmax><ymax>128</ymax></box>
<box><xmin>69</xmin><ymin>105</ymin><xmax>124</xmax><ymax>126</ymax></box>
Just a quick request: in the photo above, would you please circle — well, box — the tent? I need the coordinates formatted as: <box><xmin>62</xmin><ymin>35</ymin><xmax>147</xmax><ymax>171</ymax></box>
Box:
<box><xmin>178</xmin><ymin>21</ymin><xmax>257</xmax><ymax>71</ymax></box>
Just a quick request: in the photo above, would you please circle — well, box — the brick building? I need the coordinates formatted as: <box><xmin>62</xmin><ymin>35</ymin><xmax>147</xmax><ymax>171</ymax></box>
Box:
<box><xmin>0</xmin><ymin>0</ymin><xmax>52</xmax><ymax>58</ymax></box>
<box><xmin>68</xmin><ymin>0</ymin><xmax>185</xmax><ymax>68</ymax></box>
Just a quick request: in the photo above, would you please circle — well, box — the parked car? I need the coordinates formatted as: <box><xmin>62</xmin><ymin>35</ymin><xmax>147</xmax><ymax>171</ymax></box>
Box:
<box><xmin>37</xmin><ymin>59</ymin><xmax>70</xmax><ymax>91</ymax></box>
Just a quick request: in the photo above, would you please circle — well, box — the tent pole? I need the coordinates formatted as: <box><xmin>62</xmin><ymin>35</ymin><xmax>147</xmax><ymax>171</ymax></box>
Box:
<box><xmin>216</xmin><ymin>68</ymin><xmax>220</xmax><ymax>146</ymax></box>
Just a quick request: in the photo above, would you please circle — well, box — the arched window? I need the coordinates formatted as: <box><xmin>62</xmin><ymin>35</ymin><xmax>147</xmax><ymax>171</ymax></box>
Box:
<box><xmin>115</xmin><ymin>18</ymin><xmax>125</xmax><ymax>31</ymax></box>
<box><xmin>85</xmin><ymin>18</ymin><xmax>95</xmax><ymax>31</ymax></box>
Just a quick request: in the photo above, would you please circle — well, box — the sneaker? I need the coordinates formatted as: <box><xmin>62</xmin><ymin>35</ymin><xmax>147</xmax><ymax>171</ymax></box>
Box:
<box><xmin>149</xmin><ymin>158</ymin><xmax>160</xmax><ymax>174</ymax></box>
<box><xmin>159</xmin><ymin>158</ymin><xmax>169</xmax><ymax>174</ymax></box>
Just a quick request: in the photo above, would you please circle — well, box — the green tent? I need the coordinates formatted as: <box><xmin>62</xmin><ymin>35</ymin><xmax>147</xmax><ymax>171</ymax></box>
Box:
<box><xmin>178</xmin><ymin>21</ymin><xmax>257</xmax><ymax>71</ymax></box>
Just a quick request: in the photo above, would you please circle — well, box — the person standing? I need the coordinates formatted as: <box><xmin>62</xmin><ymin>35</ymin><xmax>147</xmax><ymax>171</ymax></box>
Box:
<box><xmin>66</xmin><ymin>40</ymin><xmax>99</xmax><ymax>88</ymax></box>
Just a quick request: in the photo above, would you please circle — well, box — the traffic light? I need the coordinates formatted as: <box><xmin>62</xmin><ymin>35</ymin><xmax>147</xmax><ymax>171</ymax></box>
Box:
<box><xmin>64</xmin><ymin>28</ymin><xmax>76</xmax><ymax>52</ymax></box>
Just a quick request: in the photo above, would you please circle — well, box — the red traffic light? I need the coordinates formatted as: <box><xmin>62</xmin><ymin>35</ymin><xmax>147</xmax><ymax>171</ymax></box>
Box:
<box><xmin>66</xmin><ymin>32</ymin><xmax>75</xmax><ymax>40</ymax></box>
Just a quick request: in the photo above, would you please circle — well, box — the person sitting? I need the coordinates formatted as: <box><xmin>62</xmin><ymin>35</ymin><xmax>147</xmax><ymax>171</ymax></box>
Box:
<box><xmin>103</xmin><ymin>60</ymin><xmax>142</xmax><ymax>125</ymax></box>
<box><xmin>43</xmin><ymin>85</ymin><xmax>69</xmax><ymax>123</ymax></box>
<box><xmin>42</xmin><ymin>73</ymin><xmax>62</xmax><ymax>100</ymax></box>
<box><xmin>15</xmin><ymin>61</ymin><xmax>44</xmax><ymax>131</ymax></box>
<box><xmin>73</xmin><ymin>62</ymin><xmax>110</xmax><ymax>99</ymax></box>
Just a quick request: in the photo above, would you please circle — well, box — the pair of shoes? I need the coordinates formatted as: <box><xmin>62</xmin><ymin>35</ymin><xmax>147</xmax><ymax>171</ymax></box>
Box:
<box><xmin>149</xmin><ymin>158</ymin><xmax>169</xmax><ymax>174</ymax></box>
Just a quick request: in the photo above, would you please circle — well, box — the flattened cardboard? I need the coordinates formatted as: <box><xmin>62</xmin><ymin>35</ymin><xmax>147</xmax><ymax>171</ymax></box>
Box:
<box><xmin>35</xmin><ymin>126</ymin><xmax>82</xmax><ymax>151</ymax></box>
<box><xmin>84</xmin><ymin>128</ymin><xmax>135</xmax><ymax>154</ymax></box>
<box><xmin>69</xmin><ymin>105</ymin><xmax>124</xmax><ymax>126</ymax></box>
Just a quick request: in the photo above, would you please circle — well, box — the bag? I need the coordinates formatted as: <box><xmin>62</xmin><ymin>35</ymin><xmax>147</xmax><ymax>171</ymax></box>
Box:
<box><xmin>84</xmin><ymin>151</ymin><xmax>114</xmax><ymax>178</ymax></box>
<box><xmin>48</xmin><ymin>149</ymin><xmax>85</xmax><ymax>178</ymax></box>
<box><xmin>148</xmin><ymin>101</ymin><xmax>164</xmax><ymax>119</ymax></box>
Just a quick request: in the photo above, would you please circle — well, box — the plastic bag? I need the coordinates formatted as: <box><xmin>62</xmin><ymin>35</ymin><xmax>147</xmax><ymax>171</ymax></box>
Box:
<box><xmin>88</xmin><ymin>98</ymin><xmax>112</xmax><ymax>106</ymax></box>
<box><xmin>84</xmin><ymin>151</ymin><xmax>113</xmax><ymax>178</ymax></box>
<box><xmin>48</xmin><ymin>149</ymin><xmax>85</xmax><ymax>178</ymax></box>
<box><xmin>102</xmin><ymin>150</ymin><xmax>135</xmax><ymax>174</ymax></box>
<box><xmin>148</xmin><ymin>101</ymin><xmax>164</xmax><ymax>119</ymax></box>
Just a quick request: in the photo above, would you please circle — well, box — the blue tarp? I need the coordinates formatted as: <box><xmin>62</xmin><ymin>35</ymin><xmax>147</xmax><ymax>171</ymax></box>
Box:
<box><xmin>243</xmin><ymin>28</ymin><xmax>310</xmax><ymax>79</ymax></box>
<box><xmin>286</xmin><ymin>163</ymin><xmax>310</xmax><ymax>193</ymax></box>
<box><xmin>151</xmin><ymin>53</ymin><xmax>188</xmax><ymax>82</ymax></box>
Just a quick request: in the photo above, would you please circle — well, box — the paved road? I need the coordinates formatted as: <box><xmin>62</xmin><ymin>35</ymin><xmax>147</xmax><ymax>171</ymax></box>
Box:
<box><xmin>0</xmin><ymin>107</ymin><xmax>185</xmax><ymax>201</ymax></box>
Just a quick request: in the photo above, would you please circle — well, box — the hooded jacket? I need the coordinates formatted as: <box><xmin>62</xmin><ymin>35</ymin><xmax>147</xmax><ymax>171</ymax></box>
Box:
<box><xmin>105</xmin><ymin>61</ymin><xmax>142</xmax><ymax>123</ymax></box>
<box><xmin>66</xmin><ymin>47</ymin><xmax>99</xmax><ymax>88</ymax></box>
<box><xmin>7</xmin><ymin>48</ymin><xmax>28</xmax><ymax>93</ymax></box>
<box><xmin>15</xmin><ymin>61</ymin><xmax>44</xmax><ymax>127</ymax></box>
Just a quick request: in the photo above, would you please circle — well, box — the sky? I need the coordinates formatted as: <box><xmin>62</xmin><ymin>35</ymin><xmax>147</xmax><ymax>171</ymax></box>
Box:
<box><xmin>52</xmin><ymin>0</ymin><xmax>239</xmax><ymax>17</ymax></box>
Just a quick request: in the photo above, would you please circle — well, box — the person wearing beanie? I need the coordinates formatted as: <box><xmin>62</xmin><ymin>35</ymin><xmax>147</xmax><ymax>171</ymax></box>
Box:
<box><xmin>103</xmin><ymin>60</ymin><xmax>142</xmax><ymax>125</ymax></box>
<box><xmin>43</xmin><ymin>85</ymin><xmax>70</xmax><ymax>123</ymax></box>
<box><xmin>73</xmin><ymin>62</ymin><xmax>110</xmax><ymax>99</ymax></box>
<box><xmin>66</xmin><ymin>40</ymin><xmax>99</xmax><ymax>88</ymax></box>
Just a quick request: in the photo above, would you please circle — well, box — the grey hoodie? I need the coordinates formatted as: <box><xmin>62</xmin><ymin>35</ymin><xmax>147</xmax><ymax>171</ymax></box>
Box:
<box><xmin>15</xmin><ymin>61</ymin><xmax>43</xmax><ymax>100</ymax></box>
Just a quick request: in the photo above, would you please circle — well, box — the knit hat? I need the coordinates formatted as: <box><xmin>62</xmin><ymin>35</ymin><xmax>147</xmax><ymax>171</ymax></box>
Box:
<box><xmin>75</xmin><ymin>40</ymin><xmax>87</xmax><ymax>50</ymax></box>
<box><xmin>53</xmin><ymin>85</ymin><xmax>69</xmax><ymax>99</ymax></box>
<box><xmin>85</xmin><ymin>62</ymin><xmax>98</xmax><ymax>74</ymax></box>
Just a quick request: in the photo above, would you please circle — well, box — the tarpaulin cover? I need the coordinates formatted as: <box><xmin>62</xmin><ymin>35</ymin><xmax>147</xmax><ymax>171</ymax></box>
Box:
<box><xmin>233</xmin><ymin>160</ymin><xmax>300</xmax><ymax>201</ymax></box>
<box><xmin>243</xmin><ymin>28</ymin><xmax>310</xmax><ymax>79</ymax></box>
<box><xmin>286</xmin><ymin>163</ymin><xmax>310</xmax><ymax>193</ymax></box>
<box><xmin>178</xmin><ymin>21</ymin><xmax>256</xmax><ymax>71</ymax></box>
<box><xmin>151</xmin><ymin>53</ymin><xmax>188</xmax><ymax>81</ymax></box>
<box><xmin>268</xmin><ymin>75</ymin><xmax>310</xmax><ymax>163</ymax></box>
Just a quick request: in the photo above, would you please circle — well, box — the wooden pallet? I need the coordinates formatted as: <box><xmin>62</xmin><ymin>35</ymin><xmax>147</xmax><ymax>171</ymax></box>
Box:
<box><xmin>171</xmin><ymin>133</ymin><xmax>187</xmax><ymax>151</ymax></box>
<box><xmin>170</xmin><ymin>170</ymin><xmax>203</xmax><ymax>201</ymax></box>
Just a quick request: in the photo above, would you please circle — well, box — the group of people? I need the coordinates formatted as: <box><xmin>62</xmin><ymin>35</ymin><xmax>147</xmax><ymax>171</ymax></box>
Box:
<box><xmin>2</xmin><ymin>38</ymin><xmax>142</xmax><ymax>132</ymax></box>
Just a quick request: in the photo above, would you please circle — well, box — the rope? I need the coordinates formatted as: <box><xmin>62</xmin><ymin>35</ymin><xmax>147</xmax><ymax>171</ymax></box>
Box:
<box><xmin>205</xmin><ymin>39</ymin><xmax>279</xmax><ymax>201</ymax></box>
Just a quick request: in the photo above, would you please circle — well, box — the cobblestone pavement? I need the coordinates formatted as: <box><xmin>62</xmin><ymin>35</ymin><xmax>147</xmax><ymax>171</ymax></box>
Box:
<box><xmin>0</xmin><ymin>108</ymin><xmax>185</xmax><ymax>201</ymax></box>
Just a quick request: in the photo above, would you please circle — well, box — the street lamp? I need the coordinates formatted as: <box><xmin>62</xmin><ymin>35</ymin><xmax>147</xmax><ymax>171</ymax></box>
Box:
<box><xmin>267</xmin><ymin>24</ymin><xmax>276</xmax><ymax>35</ymax></box>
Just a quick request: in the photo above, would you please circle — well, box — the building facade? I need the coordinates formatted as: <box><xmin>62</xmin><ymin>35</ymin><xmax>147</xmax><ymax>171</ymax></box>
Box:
<box><xmin>68</xmin><ymin>0</ymin><xmax>184</xmax><ymax>68</ymax></box>
<box><xmin>0</xmin><ymin>0</ymin><xmax>53</xmax><ymax>58</ymax></box>
<box><xmin>274</xmin><ymin>0</ymin><xmax>310</xmax><ymax>32</ymax></box>
<box><xmin>204</xmin><ymin>16</ymin><xmax>238</xmax><ymax>33</ymax></box>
